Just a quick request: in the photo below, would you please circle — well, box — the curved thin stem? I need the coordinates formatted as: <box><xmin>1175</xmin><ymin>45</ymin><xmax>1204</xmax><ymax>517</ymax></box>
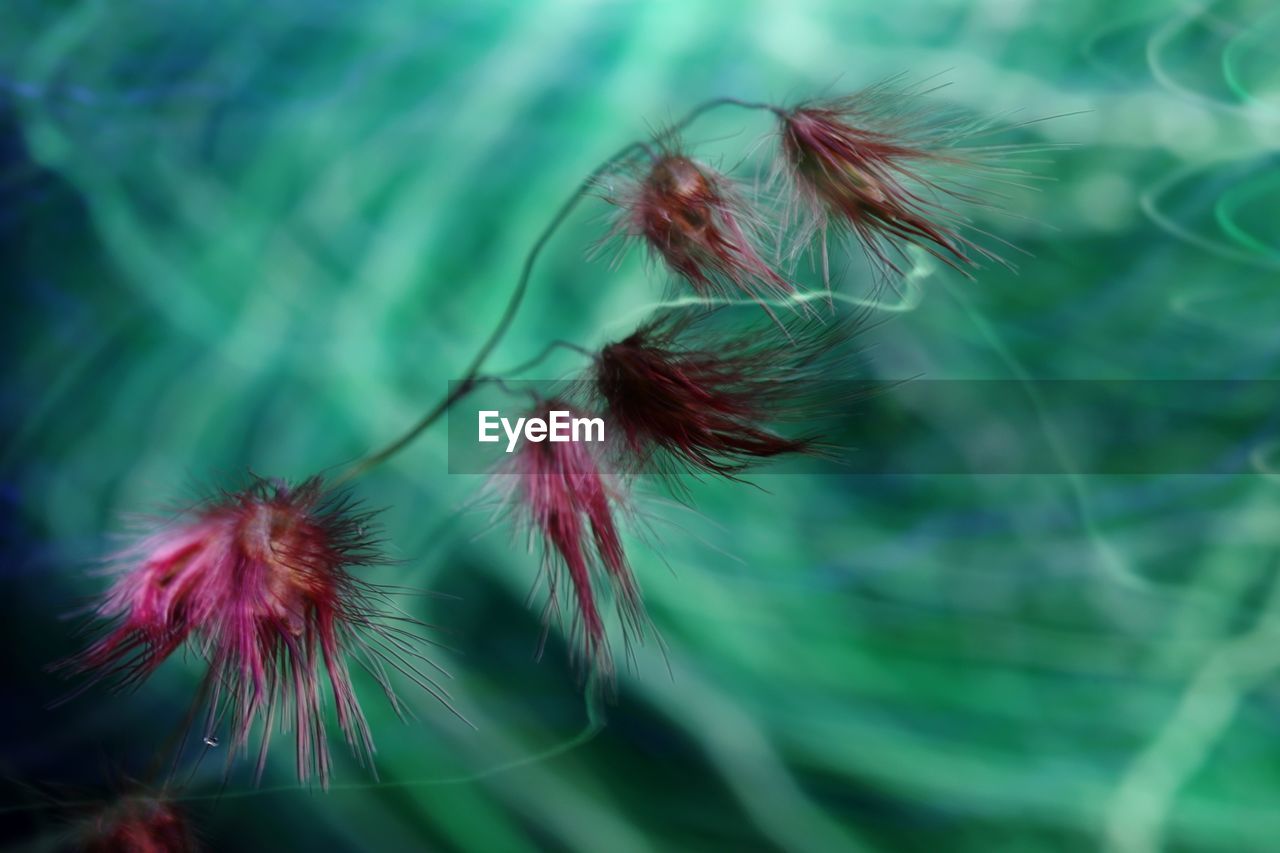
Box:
<box><xmin>497</xmin><ymin>339</ymin><xmax>594</xmax><ymax>377</ymax></box>
<box><xmin>334</xmin><ymin>96</ymin><xmax>780</xmax><ymax>485</ymax></box>
<box><xmin>469</xmin><ymin>374</ymin><xmax>542</xmax><ymax>404</ymax></box>
<box><xmin>331</xmin><ymin>143</ymin><xmax>641</xmax><ymax>486</ymax></box>
<box><xmin>676</xmin><ymin>96</ymin><xmax>787</xmax><ymax>126</ymax></box>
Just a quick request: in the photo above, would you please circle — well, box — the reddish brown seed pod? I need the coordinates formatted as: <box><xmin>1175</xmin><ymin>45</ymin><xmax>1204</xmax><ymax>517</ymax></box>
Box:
<box><xmin>775</xmin><ymin>76</ymin><xmax>1022</xmax><ymax>283</ymax></box>
<box><xmin>602</xmin><ymin>143</ymin><xmax>796</xmax><ymax>319</ymax></box>
<box><xmin>594</xmin><ymin>315</ymin><xmax>809</xmax><ymax>477</ymax></box>
<box><xmin>489</xmin><ymin>401</ymin><xmax>648</xmax><ymax>681</ymax></box>
<box><xmin>589</xmin><ymin>306</ymin><xmax>870</xmax><ymax>483</ymax></box>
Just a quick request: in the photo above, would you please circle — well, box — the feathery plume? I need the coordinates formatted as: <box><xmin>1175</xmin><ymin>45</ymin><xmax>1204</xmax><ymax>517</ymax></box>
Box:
<box><xmin>590</xmin><ymin>309</ymin><xmax>849</xmax><ymax>480</ymax></box>
<box><xmin>602</xmin><ymin>141</ymin><xmax>796</xmax><ymax>318</ymax></box>
<box><xmin>57</xmin><ymin>476</ymin><xmax>456</xmax><ymax>786</ymax></box>
<box><xmin>491</xmin><ymin>401</ymin><xmax>647</xmax><ymax>681</ymax></box>
<box><xmin>775</xmin><ymin>76</ymin><xmax>1021</xmax><ymax>283</ymax></box>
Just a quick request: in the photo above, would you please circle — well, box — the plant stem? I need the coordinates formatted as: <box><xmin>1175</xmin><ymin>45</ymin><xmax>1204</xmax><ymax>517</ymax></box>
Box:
<box><xmin>334</xmin><ymin>97</ymin><xmax>779</xmax><ymax>485</ymax></box>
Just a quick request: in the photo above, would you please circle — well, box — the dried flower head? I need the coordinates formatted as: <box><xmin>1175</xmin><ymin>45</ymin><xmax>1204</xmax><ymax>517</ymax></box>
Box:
<box><xmin>591</xmin><ymin>309</ymin><xmax>843</xmax><ymax>480</ymax></box>
<box><xmin>84</xmin><ymin>797</ymin><xmax>195</xmax><ymax>853</ymax></box>
<box><xmin>775</xmin><ymin>76</ymin><xmax>1020</xmax><ymax>282</ymax></box>
<box><xmin>491</xmin><ymin>400</ymin><xmax>647</xmax><ymax>680</ymax></box>
<box><xmin>57</xmin><ymin>476</ymin><xmax>456</xmax><ymax>786</ymax></box>
<box><xmin>603</xmin><ymin>143</ymin><xmax>796</xmax><ymax>319</ymax></box>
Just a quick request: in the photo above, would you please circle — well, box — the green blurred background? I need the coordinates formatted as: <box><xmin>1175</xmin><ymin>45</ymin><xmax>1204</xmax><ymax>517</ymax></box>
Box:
<box><xmin>3</xmin><ymin>0</ymin><xmax>1280</xmax><ymax>850</ymax></box>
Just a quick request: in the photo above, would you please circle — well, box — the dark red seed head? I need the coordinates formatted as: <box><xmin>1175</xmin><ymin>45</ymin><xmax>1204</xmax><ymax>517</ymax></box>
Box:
<box><xmin>494</xmin><ymin>401</ymin><xmax>647</xmax><ymax>681</ymax></box>
<box><xmin>603</xmin><ymin>145</ymin><xmax>795</xmax><ymax>315</ymax></box>
<box><xmin>85</xmin><ymin>798</ymin><xmax>195</xmax><ymax>853</ymax></box>
<box><xmin>593</xmin><ymin>312</ymin><xmax>817</xmax><ymax>479</ymax></box>
<box><xmin>776</xmin><ymin>81</ymin><xmax>1017</xmax><ymax>280</ymax></box>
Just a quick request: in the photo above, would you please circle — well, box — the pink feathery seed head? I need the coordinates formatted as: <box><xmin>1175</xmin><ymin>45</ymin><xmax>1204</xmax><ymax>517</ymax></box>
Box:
<box><xmin>603</xmin><ymin>142</ymin><xmax>796</xmax><ymax>315</ymax></box>
<box><xmin>57</xmin><ymin>476</ymin><xmax>456</xmax><ymax>787</ymax></box>
<box><xmin>592</xmin><ymin>310</ymin><xmax>818</xmax><ymax>480</ymax></box>
<box><xmin>776</xmin><ymin>79</ymin><xmax>1018</xmax><ymax>281</ymax></box>
<box><xmin>84</xmin><ymin>796</ymin><xmax>195</xmax><ymax>853</ymax></box>
<box><xmin>494</xmin><ymin>400</ymin><xmax>646</xmax><ymax>682</ymax></box>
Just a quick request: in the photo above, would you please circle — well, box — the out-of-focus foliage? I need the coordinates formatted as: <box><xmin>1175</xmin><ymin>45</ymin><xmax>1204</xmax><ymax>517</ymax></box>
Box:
<box><xmin>3</xmin><ymin>0</ymin><xmax>1279</xmax><ymax>850</ymax></box>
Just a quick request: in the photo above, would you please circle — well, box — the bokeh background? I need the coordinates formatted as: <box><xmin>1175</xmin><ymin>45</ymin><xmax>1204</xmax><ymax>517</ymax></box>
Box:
<box><xmin>3</xmin><ymin>0</ymin><xmax>1280</xmax><ymax>850</ymax></box>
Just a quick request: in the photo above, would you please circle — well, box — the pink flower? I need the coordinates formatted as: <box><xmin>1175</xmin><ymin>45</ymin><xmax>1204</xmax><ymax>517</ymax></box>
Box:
<box><xmin>85</xmin><ymin>797</ymin><xmax>195</xmax><ymax>853</ymax></box>
<box><xmin>58</xmin><ymin>477</ymin><xmax>454</xmax><ymax>786</ymax></box>
<box><xmin>492</xmin><ymin>401</ymin><xmax>646</xmax><ymax>680</ymax></box>
<box><xmin>592</xmin><ymin>310</ymin><xmax>821</xmax><ymax>478</ymax></box>
<box><xmin>776</xmin><ymin>78</ymin><xmax>1015</xmax><ymax>281</ymax></box>
<box><xmin>603</xmin><ymin>145</ymin><xmax>795</xmax><ymax>317</ymax></box>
